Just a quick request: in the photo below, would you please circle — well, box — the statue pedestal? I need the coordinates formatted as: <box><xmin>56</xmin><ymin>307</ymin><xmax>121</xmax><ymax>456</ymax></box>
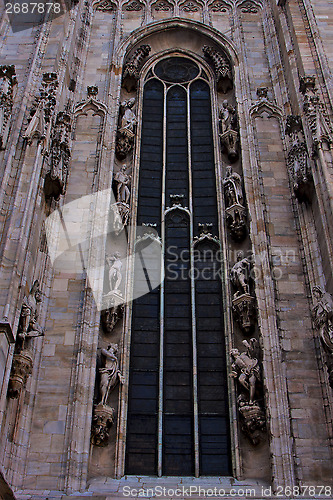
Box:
<box><xmin>232</xmin><ymin>292</ymin><xmax>256</xmax><ymax>334</ymax></box>
<box><xmin>91</xmin><ymin>403</ymin><xmax>115</xmax><ymax>446</ymax></box>
<box><xmin>226</xmin><ymin>203</ymin><xmax>247</xmax><ymax>241</ymax></box>
<box><xmin>8</xmin><ymin>349</ymin><xmax>33</xmax><ymax>399</ymax></box>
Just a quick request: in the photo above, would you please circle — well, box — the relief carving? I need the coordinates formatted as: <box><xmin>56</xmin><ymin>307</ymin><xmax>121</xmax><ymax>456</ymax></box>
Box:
<box><xmin>91</xmin><ymin>344</ymin><xmax>124</xmax><ymax>446</ymax></box>
<box><xmin>230</xmin><ymin>254</ymin><xmax>256</xmax><ymax>334</ymax></box>
<box><xmin>223</xmin><ymin>166</ymin><xmax>247</xmax><ymax>241</ymax></box>
<box><xmin>312</xmin><ymin>286</ymin><xmax>333</xmax><ymax>389</ymax></box>
<box><xmin>219</xmin><ymin>99</ymin><xmax>239</xmax><ymax>162</ymax></box>
<box><xmin>0</xmin><ymin>65</ymin><xmax>17</xmax><ymax>150</ymax></box>
<box><xmin>116</xmin><ymin>98</ymin><xmax>137</xmax><ymax>160</ymax></box>
<box><xmin>230</xmin><ymin>339</ymin><xmax>266</xmax><ymax>445</ymax></box>
<box><xmin>44</xmin><ymin>111</ymin><xmax>71</xmax><ymax>200</ymax></box>
<box><xmin>122</xmin><ymin>45</ymin><xmax>151</xmax><ymax>93</ymax></box>
<box><xmin>285</xmin><ymin>115</ymin><xmax>312</xmax><ymax>201</ymax></box>
<box><xmin>202</xmin><ymin>46</ymin><xmax>233</xmax><ymax>93</ymax></box>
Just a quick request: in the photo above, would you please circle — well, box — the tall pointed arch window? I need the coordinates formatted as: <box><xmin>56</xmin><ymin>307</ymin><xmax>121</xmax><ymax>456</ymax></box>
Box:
<box><xmin>125</xmin><ymin>55</ymin><xmax>232</xmax><ymax>477</ymax></box>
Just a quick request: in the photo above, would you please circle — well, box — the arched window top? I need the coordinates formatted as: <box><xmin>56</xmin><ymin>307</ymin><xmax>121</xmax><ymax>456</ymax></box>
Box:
<box><xmin>154</xmin><ymin>56</ymin><xmax>200</xmax><ymax>83</ymax></box>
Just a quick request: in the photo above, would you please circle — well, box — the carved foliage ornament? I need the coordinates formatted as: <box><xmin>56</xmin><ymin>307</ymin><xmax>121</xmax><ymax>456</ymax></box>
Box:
<box><xmin>125</xmin><ymin>0</ymin><xmax>143</xmax><ymax>9</ymax></box>
<box><xmin>93</xmin><ymin>0</ymin><xmax>115</xmax><ymax>10</ymax></box>
<box><xmin>181</xmin><ymin>1</ymin><xmax>200</xmax><ymax>11</ymax></box>
<box><xmin>44</xmin><ymin>111</ymin><xmax>71</xmax><ymax>201</ymax></box>
<box><xmin>239</xmin><ymin>0</ymin><xmax>259</xmax><ymax>13</ymax></box>
<box><xmin>153</xmin><ymin>0</ymin><xmax>172</xmax><ymax>10</ymax></box>
<box><xmin>122</xmin><ymin>45</ymin><xmax>151</xmax><ymax>93</ymax></box>
<box><xmin>202</xmin><ymin>46</ymin><xmax>233</xmax><ymax>93</ymax></box>
<box><xmin>209</xmin><ymin>1</ymin><xmax>229</xmax><ymax>11</ymax></box>
<box><xmin>0</xmin><ymin>65</ymin><xmax>17</xmax><ymax>150</ymax></box>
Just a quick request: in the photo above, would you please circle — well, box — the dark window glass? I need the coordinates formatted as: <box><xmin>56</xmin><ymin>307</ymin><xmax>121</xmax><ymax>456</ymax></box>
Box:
<box><xmin>155</xmin><ymin>57</ymin><xmax>199</xmax><ymax>83</ymax></box>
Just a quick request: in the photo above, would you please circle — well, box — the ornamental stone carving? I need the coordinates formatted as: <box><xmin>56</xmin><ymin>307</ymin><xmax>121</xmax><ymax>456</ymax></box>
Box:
<box><xmin>122</xmin><ymin>45</ymin><xmax>151</xmax><ymax>93</ymax></box>
<box><xmin>91</xmin><ymin>344</ymin><xmax>124</xmax><ymax>446</ymax></box>
<box><xmin>223</xmin><ymin>166</ymin><xmax>247</xmax><ymax>241</ymax></box>
<box><xmin>116</xmin><ymin>99</ymin><xmax>137</xmax><ymax>160</ymax></box>
<box><xmin>0</xmin><ymin>65</ymin><xmax>17</xmax><ymax>150</ymax></box>
<box><xmin>230</xmin><ymin>339</ymin><xmax>266</xmax><ymax>445</ymax></box>
<box><xmin>101</xmin><ymin>303</ymin><xmax>124</xmax><ymax>334</ymax></box>
<box><xmin>111</xmin><ymin>202</ymin><xmax>130</xmax><ymax>235</ymax></box>
<box><xmin>8</xmin><ymin>281</ymin><xmax>44</xmax><ymax>399</ymax></box>
<box><xmin>24</xmin><ymin>72</ymin><xmax>58</xmax><ymax>146</ymax></box>
<box><xmin>312</xmin><ymin>286</ymin><xmax>333</xmax><ymax>389</ymax></box>
<box><xmin>44</xmin><ymin>112</ymin><xmax>71</xmax><ymax>200</ymax></box>
<box><xmin>202</xmin><ymin>46</ymin><xmax>233</xmax><ymax>93</ymax></box>
<box><xmin>285</xmin><ymin>115</ymin><xmax>312</xmax><ymax>201</ymax></box>
<box><xmin>153</xmin><ymin>0</ymin><xmax>173</xmax><ymax>10</ymax></box>
<box><xmin>219</xmin><ymin>100</ymin><xmax>239</xmax><ymax>162</ymax></box>
<box><xmin>300</xmin><ymin>76</ymin><xmax>332</xmax><ymax>153</ymax></box>
<box><xmin>230</xmin><ymin>255</ymin><xmax>256</xmax><ymax>334</ymax></box>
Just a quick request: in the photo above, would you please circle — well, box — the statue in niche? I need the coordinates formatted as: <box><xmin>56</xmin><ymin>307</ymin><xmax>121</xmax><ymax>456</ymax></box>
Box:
<box><xmin>18</xmin><ymin>280</ymin><xmax>44</xmax><ymax>341</ymax></box>
<box><xmin>223</xmin><ymin>166</ymin><xmax>247</xmax><ymax>241</ymax></box>
<box><xmin>106</xmin><ymin>252</ymin><xmax>122</xmax><ymax>295</ymax></box>
<box><xmin>312</xmin><ymin>286</ymin><xmax>333</xmax><ymax>388</ymax></box>
<box><xmin>120</xmin><ymin>98</ymin><xmax>137</xmax><ymax>132</ymax></box>
<box><xmin>116</xmin><ymin>99</ymin><xmax>137</xmax><ymax>160</ymax></box>
<box><xmin>220</xmin><ymin>100</ymin><xmax>237</xmax><ymax>134</ymax></box>
<box><xmin>231</xmin><ymin>339</ymin><xmax>260</xmax><ymax>404</ymax></box>
<box><xmin>8</xmin><ymin>280</ymin><xmax>44</xmax><ymax>399</ymax></box>
<box><xmin>91</xmin><ymin>344</ymin><xmax>124</xmax><ymax>446</ymax></box>
<box><xmin>223</xmin><ymin>166</ymin><xmax>244</xmax><ymax>207</ymax></box>
<box><xmin>230</xmin><ymin>254</ymin><xmax>251</xmax><ymax>296</ymax></box>
<box><xmin>114</xmin><ymin>165</ymin><xmax>131</xmax><ymax>205</ymax></box>
<box><xmin>99</xmin><ymin>343</ymin><xmax>125</xmax><ymax>405</ymax></box>
<box><xmin>230</xmin><ymin>339</ymin><xmax>266</xmax><ymax>445</ymax></box>
<box><xmin>230</xmin><ymin>255</ymin><xmax>256</xmax><ymax>334</ymax></box>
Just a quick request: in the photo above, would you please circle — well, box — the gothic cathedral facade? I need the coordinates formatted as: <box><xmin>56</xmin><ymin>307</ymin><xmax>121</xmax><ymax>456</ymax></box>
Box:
<box><xmin>0</xmin><ymin>0</ymin><xmax>332</xmax><ymax>498</ymax></box>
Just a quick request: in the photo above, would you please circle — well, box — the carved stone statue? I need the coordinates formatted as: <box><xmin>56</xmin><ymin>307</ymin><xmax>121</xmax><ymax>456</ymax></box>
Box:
<box><xmin>230</xmin><ymin>254</ymin><xmax>251</xmax><ymax>295</ymax></box>
<box><xmin>8</xmin><ymin>280</ymin><xmax>44</xmax><ymax>399</ymax></box>
<box><xmin>99</xmin><ymin>343</ymin><xmax>125</xmax><ymax>405</ymax></box>
<box><xmin>18</xmin><ymin>280</ymin><xmax>44</xmax><ymax>341</ymax></box>
<box><xmin>120</xmin><ymin>98</ymin><xmax>137</xmax><ymax>133</ymax></box>
<box><xmin>101</xmin><ymin>304</ymin><xmax>124</xmax><ymax>334</ymax></box>
<box><xmin>300</xmin><ymin>76</ymin><xmax>332</xmax><ymax>154</ymax></box>
<box><xmin>106</xmin><ymin>252</ymin><xmax>122</xmax><ymax>295</ymax></box>
<box><xmin>223</xmin><ymin>166</ymin><xmax>243</xmax><ymax>207</ymax></box>
<box><xmin>220</xmin><ymin>100</ymin><xmax>237</xmax><ymax>134</ymax></box>
<box><xmin>286</xmin><ymin>115</ymin><xmax>312</xmax><ymax>201</ymax></box>
<box><xmin>116</xmin><ymin>99</ymin><xmax>137</xmax><ymax>160</ymax></box>
<box><xmin>223</xmin><ymin>166</ymin><xmax>247</xmax><ymax>241</ymax></box>
<box><xmin>230</xmin><ymin>339</ymin><xmax>266</xmax><ymax>444</ymax></box>
<box><xmin>231</xmin><ymin>341</ymin><xmax>260</xmax><ymax>404</ymax></box>
<box><xmin>114</xmin><ymin>165</ymin><xmax>131</xmax><ymax>205</ymax></box>
<box><xmin>312</xmin><ymin>286</ymin><xmax>333</xmax><ymax>388</ymax></box>
<box><xmin>230</xmin><ymin>255</ymin><xmax>256</xmax><ymax>333</ymax></box>
<box><xmin>91</xmin><ymin>343</ymin><xmax>125</xmax><ymax>446</ymax></box>
<box><xmin>44</xmin><ymin>112</ymin><xmax>71</xmax><ymax>200</ymax></box>
<box><xmin>0</xmin><ymin>65</ymin><xmax>17</xmax><ymax>150</ymax></box>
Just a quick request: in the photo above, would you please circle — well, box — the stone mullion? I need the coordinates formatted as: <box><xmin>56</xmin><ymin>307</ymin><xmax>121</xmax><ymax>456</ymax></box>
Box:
<box><xmin>234</xmin><ymin>5</ymin><xmax>296</xmax><ymax>489</ymax></box>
